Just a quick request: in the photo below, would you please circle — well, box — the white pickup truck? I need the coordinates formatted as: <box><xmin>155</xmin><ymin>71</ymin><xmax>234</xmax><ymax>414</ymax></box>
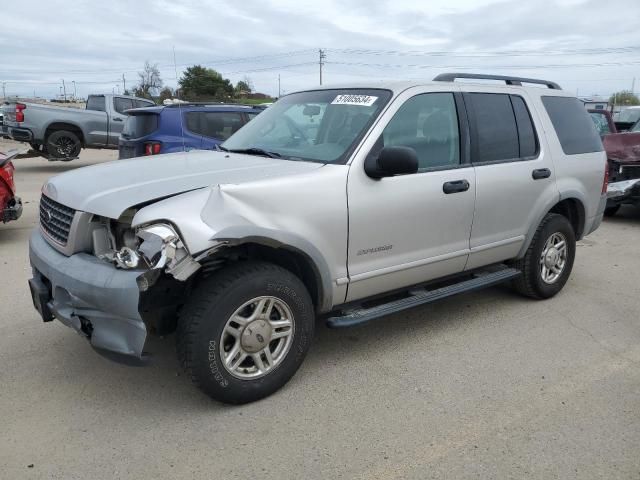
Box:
<box><xmin>1</xmin><ymin>94</ymin><xmax>154</xmax><ymax>160</ymax></box>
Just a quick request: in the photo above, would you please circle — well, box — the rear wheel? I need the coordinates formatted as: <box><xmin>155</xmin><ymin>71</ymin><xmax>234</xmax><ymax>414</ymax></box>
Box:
<box><xmin>176</xmin><ymin>261</ymin><xmax>315</xmax><ymax>404</ymax></box>
<box><xmin>46</xmin><ymin>130</ymin><xmax>81</xmax><ymax>159</ymax></box>
<box><xmin>513</xmin><ymin>213</ymin><xmax>576</xmax><ymax>299</ymax></box>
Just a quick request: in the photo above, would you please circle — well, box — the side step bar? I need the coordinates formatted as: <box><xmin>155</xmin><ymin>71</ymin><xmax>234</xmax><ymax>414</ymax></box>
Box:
<box><xmin>326</xmin><ymin>267</ymin><xmax>521</xmax><ymax>328</ymax></box>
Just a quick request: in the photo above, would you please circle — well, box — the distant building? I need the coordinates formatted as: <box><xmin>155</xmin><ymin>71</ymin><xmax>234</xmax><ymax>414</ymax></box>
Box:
<box><xmin>579</xmin><ymin>96</ymin><xmax>609</xmax><ymax>111</ymax></box>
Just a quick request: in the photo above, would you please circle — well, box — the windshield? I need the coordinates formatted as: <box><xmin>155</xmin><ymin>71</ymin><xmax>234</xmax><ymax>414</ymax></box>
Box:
<box><xmin>222</xmin><ymin>89</ymin><xmax>392</xmax><ymax>163</ymax></box>
<box><xmin>615</xmin><ymin>108</ymin><xmax>640</xmax><ymax>123</ymax></box>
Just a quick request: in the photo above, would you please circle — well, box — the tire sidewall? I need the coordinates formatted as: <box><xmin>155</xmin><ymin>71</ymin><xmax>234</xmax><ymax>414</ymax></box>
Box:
<box><xmin>190</xmin><ymin>268</ymin><xmax>314</xmax><ymax>403</ymax></box>
<box><xmin>528</xmin><ymin>215</ymin><xmax>576</xmax><ymax>298</ymax></box>
<box><xmin>46</xmin><ymin>130</ymin><xmax>81</xmax><ymax>159</ymax></box>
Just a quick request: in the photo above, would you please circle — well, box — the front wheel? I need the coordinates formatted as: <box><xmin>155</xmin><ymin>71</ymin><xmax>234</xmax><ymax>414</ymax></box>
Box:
<box><xmin>513</xmin><ymin>213</ymin><xmax>576</xmax><ymax>299</ymax></box>
<box><xmin>176</xmin><ymin>262</ymin><xmax>315</xmax><ymax>404</ymax></box>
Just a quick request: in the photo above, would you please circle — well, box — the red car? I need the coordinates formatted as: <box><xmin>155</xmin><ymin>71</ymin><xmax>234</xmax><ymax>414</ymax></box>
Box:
<box><xmin>0</xmin><ymin>149</ymin><xmax>22</xmax><ymax>223</ymax></box>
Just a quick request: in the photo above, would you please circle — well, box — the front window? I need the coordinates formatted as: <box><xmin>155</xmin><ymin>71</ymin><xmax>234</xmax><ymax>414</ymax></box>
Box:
<box><xmin>615</xmin><ymin>108</ymin><xmax>640</xmax><ymax>123</ymax></box>
<box><xmin>222</xmin><ymin>89</ymin><xmax>392</xmax><ymax>163</ymax></box>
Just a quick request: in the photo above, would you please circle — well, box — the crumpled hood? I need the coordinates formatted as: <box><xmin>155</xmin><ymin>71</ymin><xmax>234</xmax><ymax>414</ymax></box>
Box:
<box><xmin>43</xmin><ymin>150</ymin><xmax>323</xmax><ymax>218</ymax></box>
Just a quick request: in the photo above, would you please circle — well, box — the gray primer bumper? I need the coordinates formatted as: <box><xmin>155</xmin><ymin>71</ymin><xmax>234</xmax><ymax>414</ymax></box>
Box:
<box><xmin>29</xmin><ymin>230</ymin><xmax>146</xmax><ymax>357</ymax></box>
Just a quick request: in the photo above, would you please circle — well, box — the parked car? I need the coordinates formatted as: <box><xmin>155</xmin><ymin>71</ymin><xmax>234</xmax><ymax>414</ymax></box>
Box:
<box><xmin>0</xmin><ymin>149</ymin><xmax>22</xmax><ymax>223</ymax></box>
<box><xmin>612</xmin><ymin>106</ymin><xmax>640</xmax><ymax>132</ymax></box>
<box><xmin>118</xmin><ymin>104</ymin><xmax>263</xmax><ymax>159</ymax></box>
<box><xmin>1</xmin><ymin>94</ymin><xmax>155</xmax><ymax>160</ymax></box>
<box><xmin>28</xmin><ymin>74</ymin><xmax>607</xmax><ymax>404</ymax></box>
<box><xmin>588</xmin><ymin>109</ymin><xmax>640</xmax><ymax>215</ymax></box>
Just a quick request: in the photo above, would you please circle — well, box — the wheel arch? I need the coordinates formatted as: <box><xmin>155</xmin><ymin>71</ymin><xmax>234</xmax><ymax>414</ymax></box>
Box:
<box><xmin>197</xmin><ymin>228</ymin><xmax>335</xmax><ymax>313</ymax></box>
<box><xmin>518</xmin><ymin>196</ymin><xmax>585</xmax><ymax>258</ymax></box>
<box><xmin>44</xmin><ymin>122</ymin><xmax>85</xmax><ymax>146</ymax></box>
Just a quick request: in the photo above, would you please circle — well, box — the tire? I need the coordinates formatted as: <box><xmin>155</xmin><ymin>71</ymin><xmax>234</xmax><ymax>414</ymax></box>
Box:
<box><xmin>176</xmin><ymin>261</ymin><xmax>315</xmax><ymax>404</ymax></box>
<box><xmin>46</xmin><ymin>130</ymin><xmax>81</xmax><ymax>159</ymax></box>
<box><xmin>604</xmin><ymin>204</ymin><xmax>620</xmax><ymax>217</ymax></box>
<box><xmin>512</xmin><ymin>213</ymin><xmax>576</xmax><ymax>299</ymax></box>
<box><xmin>29</xmin><ymin>142</ymin><xmax>41</xmax><ymax>152</ymax></box>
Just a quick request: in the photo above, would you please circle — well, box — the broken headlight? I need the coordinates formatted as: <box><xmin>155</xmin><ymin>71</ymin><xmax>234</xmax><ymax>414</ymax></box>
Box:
<box><xmin>114</xmin><ymin>223</ymin><xmax>201</xmax><ymax>284</ymax></box>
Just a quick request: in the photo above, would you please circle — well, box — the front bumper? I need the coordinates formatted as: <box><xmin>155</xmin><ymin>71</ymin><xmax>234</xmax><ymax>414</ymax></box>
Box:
<box><xmin>8</xmin><ymin>126</ymin><xmax>33</xmax><ymax>142</ymax></box>
<box><xmin>1</xmin><ymin>196</ymin><xmax>22</xmax><ymax>222</ymax></box>
<box><xmin>28</xmin><ymin>230</ymin><xmax>147</xmax><ymax>357</ymax></box>
<box><xmin>607</xmin><ymin>178</ymin><xmax>640</xmax><ymax>205</ymax></box>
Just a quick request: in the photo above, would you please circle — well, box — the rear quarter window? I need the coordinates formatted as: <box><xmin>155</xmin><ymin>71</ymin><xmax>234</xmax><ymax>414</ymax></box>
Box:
<box><xmin>122</xmin><ymin>113</ymin><xmax>158</xmax><ymax>138</ymax></box>
<box><xmin>542</xmin><ymin>96</ymin><xmax>603</xmax><ymax>155</ymax></box>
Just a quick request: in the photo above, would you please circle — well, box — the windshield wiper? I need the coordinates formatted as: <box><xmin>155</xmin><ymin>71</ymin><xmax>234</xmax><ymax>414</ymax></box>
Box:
<box><xmin>224</xmin><ymin>147</ymin><xmax>282</xmax><ymax>159</ymax></box>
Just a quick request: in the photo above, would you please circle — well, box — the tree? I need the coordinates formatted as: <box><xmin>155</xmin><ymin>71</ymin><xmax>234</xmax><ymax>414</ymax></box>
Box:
<box><xmin>134</xmin><ymin>61</ymin><xmax>163</xmax><ymax>99</ymax></box>
<box><xmin>179</xmin><ymin>65</ymin><xmax>234</xmax><ymax>100</ymax></box>
<box><xmin>609</xmin><ymin>90</ymin><xmax>640</xmax><ymax>106</ymax></box>
<box><xmin>235</xmin><ymin>80</ymin><xmax>251</xmax><ymax>97</ymax></box>
<box><xmin>158</xmin><ymin>87</ymin><xmax>174</xmax><ymax>103</ymax></box>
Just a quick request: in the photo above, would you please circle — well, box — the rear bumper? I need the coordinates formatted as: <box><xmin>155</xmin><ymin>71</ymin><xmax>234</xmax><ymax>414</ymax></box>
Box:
<box><xmin>584</xmin><ymin>194</ymin><xmax>607</xmax><ymax>236</ymax></box>
<box><xmin>8</xmin><ymin>126</ymin><xmax>34</xmax><ymax>142</ymax></box>
<box><xmin>2</xmin><ymin>196</ymin><xmax>22</xmax><ymax>222</ymax></box>
<box><xmin>28</xmin><ymin>230</ymin><xmax>147</xmax><ymax>357</ymax></box>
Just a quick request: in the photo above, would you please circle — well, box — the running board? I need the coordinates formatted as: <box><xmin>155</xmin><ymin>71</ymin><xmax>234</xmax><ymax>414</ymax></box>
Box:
<box><xmin>326</xmin><ymin>267</ymin><xmax>521</xmax><ymax>328</ymax></box>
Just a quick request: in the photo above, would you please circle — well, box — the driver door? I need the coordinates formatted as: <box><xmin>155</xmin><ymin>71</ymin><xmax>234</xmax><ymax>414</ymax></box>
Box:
<box><xmin>346</xmin><ymin>90</ymin><xmax>476</xmax><ymax>302</ymax></box>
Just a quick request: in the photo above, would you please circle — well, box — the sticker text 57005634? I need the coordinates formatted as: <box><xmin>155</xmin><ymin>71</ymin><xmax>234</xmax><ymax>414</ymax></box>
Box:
<box><xmin>331</xmin><ymin>95</ymin><xmax>378</xmax><ymax>107</ymax></box>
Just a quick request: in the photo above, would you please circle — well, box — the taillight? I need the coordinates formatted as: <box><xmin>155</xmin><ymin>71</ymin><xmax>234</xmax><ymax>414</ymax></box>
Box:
<box><xmin>15</xmin><ymin>103</ymin><xmax>26</xmax><ymax>123</ymax></box>
<box><xmin>602</xmin><ymin>161</ymin><xmax>609</xmax><ymax>194</ymax></box>
<box><xmin>144</xmin><ymin>142</ymin><xmax>162</xmax><ymax>155</ymax></box>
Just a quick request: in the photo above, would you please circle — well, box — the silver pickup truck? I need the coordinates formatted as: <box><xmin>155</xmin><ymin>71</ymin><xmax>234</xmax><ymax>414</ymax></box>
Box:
<box><xmin>2</xmin><ymin>94</ymin><xmax>154</xmax><ymax>160</ymax></box>
<box><xmin>28</xmin><ymin>74</ymin><xmax>607</xmax><ymax>404</ymax></box>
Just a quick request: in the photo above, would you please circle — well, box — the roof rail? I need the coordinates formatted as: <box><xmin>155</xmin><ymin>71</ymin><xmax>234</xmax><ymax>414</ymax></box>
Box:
<box><xmin>433</xmin><ymin>73</ymin><xmax>561</xmax><ymax>90</ymax></box>
<box><xmin>164</xmin><ymin>102</ymin><xmax>259</xmax><ymax>109</ymax></box>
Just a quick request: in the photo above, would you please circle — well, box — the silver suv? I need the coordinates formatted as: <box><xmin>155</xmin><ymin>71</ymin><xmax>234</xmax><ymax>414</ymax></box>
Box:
<box><xmin>28</xmin><ymin>74</ymin><xmax>607</xmax><ymax>404</ymax></box>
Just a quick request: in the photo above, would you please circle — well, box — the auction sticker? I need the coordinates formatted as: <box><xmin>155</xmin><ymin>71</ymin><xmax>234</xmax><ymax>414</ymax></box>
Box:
<box><xmin>331</xmin><ymin>94</ymin><xmax>378</xmax><ymax>106</ymax></box>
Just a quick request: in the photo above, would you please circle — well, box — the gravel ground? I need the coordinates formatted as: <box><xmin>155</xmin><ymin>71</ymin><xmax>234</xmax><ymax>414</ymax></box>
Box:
<box><xmin>1</xmin><ymin>141</ymin><xmax>639</xmax><ymax>479</ymax></box>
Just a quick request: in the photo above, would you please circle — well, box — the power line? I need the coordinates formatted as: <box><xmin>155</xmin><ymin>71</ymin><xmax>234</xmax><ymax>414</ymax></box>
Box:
<box><xmin>326</xmin><ymin>60</ymin><xmax>640</xmax><ymax>70</ymax></box>
<box><xmin>329</xmin><ymin>46</ymin><xmax>640</xmax><ymax>58</ymax></box>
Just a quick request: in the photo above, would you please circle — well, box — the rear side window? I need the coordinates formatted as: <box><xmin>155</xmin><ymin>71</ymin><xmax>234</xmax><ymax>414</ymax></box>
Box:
<box><xmin>467</xmin><ymin>93</ymin><xmax>519</xmax><ymax>162</ymax></box>
<box><xmin>185</xmin><ymin>112</ymin><xmax>244</xmax><ymax>140</ymax></box>
<box><xmin>114</xmin><ymin>97</ymin><xmax>135</xmax><ymax>115</ymax></box>
<box><xmin>122</xmin><ymin>113</ymin><xmax>158</xmax><ymax>138</ymax></box>
<box><xmin>511</xmin><ymin>96</ymin><xmax>537</xmax><ymax>158</ymax></box>
<box><xmin>542</xmin><ymin>96</ymin><xmax>603</xmax><ymax>155</ymax></box>
<box><xmin>86</xmin><ymin>96</ymin><xmax>106</xmax><ymax>112</ymax></box>
<box><xmin>135</xmin><ymin>99</ymin><xmax>155</xmax><ymax>108</ymax></box>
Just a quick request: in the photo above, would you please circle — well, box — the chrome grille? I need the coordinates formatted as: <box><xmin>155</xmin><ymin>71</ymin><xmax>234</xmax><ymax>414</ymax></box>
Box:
<box><xmin>40</xmin><ymin>195</ymin><xmax>76</xmax><ymax>246</ymax></box>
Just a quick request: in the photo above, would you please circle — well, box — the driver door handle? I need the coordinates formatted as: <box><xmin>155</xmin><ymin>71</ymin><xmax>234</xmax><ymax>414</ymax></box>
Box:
<box><xmin>113</xmin><ymin>117</ymin><xmax>123</xmax><ymax>122</ymax></box>
<box><xmin>532</xmin><ymin>168</ymin><xmax>551</xmax><ymax>180</ymax></box>
<box><xmin>443</xmin><ymin>179</ymin><xmax>470</xmax><ymax>194</ymax></box>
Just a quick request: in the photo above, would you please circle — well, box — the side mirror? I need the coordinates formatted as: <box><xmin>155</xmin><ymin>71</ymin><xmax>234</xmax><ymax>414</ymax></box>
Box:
<box><xmin>364</xmin><ymin>146</ymin><xmax>419</xmax><ymax>179</ymax></box>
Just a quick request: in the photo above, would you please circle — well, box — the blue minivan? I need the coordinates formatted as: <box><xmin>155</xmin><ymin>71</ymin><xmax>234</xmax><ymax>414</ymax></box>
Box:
<box><xmin>118</xmin><ymin>104</ymin><xmax>264</xmax><ymax>159</ymax></box>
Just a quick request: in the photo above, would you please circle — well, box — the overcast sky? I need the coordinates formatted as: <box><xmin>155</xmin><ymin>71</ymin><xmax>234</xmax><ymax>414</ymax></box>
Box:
<box><xmin>1</xmin><ymin>0</ymin><xmax>639</xmax><ymax>100</ymax></box>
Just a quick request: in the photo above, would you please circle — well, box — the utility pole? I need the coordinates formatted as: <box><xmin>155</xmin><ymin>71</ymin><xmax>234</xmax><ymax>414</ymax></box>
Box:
<box><xmin>319</xmin><ymin>49</ymin><xmax>326</xmax><ymax>85</ymax></box>
<box><xmin>72</xmin><ymin>80</ymin><xmax>76</xmax><ymax>100</ymax></box>
<box><xmin>122</xmin><ymin>73</ymin><xmax>126</xmax><ymax>94</ymax></box>
<box><xmin>1</xmin><ymin>82</ymin><xmax>6</xmax><ymax>100</ymax></box>
<box><xmin>278</xmin><ymin>74</ymin><xmax>281</xmax><ymax>97</ymax></box>
<box><xmin>632</xmin><ymin>77</ymin><xmax>636</xmax><ymax>95</ymax></box>
<box><xmin>62</xmin><ymin>79</ymin><xmax>67</xmax><ymax>102</ymax></box>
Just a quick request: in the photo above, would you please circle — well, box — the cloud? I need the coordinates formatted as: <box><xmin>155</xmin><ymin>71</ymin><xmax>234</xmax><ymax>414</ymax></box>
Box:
<box><xmin>1</xmin><ymin>0</ymin><xmax>638</xmax><ymax>99</ymax></box>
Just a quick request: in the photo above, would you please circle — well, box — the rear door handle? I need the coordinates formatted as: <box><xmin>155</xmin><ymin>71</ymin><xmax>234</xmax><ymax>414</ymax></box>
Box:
<box><xmin>443</xmin><ymin>179</ymin><xmax>470</xmax><ymax>194</ymax></box>
<box><xmin>113</xmin><ymin>117</ymin><xmax>123</xmax><ymax>122</ymax></box>
<box><xmin>532</xmin><ymin>168</ymin><xmax>551</xmax><ymax>180</ymax></box>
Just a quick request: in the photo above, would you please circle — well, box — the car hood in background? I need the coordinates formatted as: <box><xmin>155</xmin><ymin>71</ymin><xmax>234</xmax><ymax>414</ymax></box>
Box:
<box><xmin>43</xmin><ymin>150</ymin><xmax>323</xmax><ymax>218</ymax></box>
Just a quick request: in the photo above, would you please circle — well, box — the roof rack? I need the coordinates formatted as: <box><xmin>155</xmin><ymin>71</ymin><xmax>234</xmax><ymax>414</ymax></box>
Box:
<box><xmin>164</xmin><ymin>102</ymin><xmax>259</xmax><ymax>109</ymax></box>
<box><xmin>433</xmin><ymin>73</ymin><xmax>561</xmax><ymax>90</ymax></box>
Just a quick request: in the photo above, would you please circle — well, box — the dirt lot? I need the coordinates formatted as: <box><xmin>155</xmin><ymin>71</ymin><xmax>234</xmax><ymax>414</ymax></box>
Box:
<box><xmin>1</xmin><ymin>141</ymin><xmax>639</xmax><ymax>479</ymax></box>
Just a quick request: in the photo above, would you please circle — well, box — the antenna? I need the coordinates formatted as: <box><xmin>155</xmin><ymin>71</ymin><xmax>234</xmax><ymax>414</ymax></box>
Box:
<box><xmin>173</xmin><ymin>45</ymin><xmax>186</xmax><ymax>154</ymax></box>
